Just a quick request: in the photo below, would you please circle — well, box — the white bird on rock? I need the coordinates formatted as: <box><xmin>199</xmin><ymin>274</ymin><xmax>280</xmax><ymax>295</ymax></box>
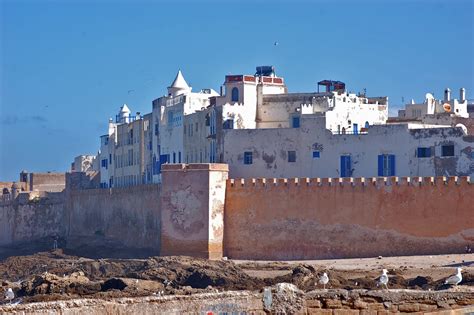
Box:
<box><xmin>445</xmin><ymin>268</ymin><xmax>462</xmax><ymax>286</ymax></box>
<box><xmin>319</xmin><ymin>272</ymin><xmax>329</xmax><ymax>289</ymax></box>
<box><xmin>378</xmin><ymin>269</ymin><xmax>389</xmax><ymax>289</ymax></box>
<box><xmin>4</xmin><ymin>288</ymin><xmax>14</xmax><ymax>303</ymax></box>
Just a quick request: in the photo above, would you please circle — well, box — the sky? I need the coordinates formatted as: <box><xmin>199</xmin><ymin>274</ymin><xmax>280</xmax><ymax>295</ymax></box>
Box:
<box><xmin>0</xmin><ymin>0</ymin><xmax>473</xmax><ymax>181</ymax></box>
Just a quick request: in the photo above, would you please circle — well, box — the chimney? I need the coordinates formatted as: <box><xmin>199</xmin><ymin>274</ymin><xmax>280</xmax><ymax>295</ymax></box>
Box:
<box><xmin>444</xmin><ymin>88</ymin><xmax>451</xmax><ymax>102</ymax></box>
<box><xmin>460</xmin><ymin>88</ymin><xmax>466</xmax><ymax>102</ymax></box>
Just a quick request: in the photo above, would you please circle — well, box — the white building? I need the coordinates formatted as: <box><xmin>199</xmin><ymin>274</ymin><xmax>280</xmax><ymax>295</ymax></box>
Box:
<box><xmin>222</xmin><ymin>114</ymin><xmax>473</xmax><ymax>179</ymax></box>
<box><xmin>92</xmin><ymin>66</ymin><xmax>473</xmax><ymax>187</ymax></box>
<box><xmin>398</xmin><ymin>87</ymin><xmax>469</xmax><ymax>120</ymax></box>
<box><xmin>98</xmin><ymin>105</ymin><xmax>153</xmax><ymax>188</ymax></box>
<box><xmin>151</xmin><ymin>70</ymin><xmax>219</xmax><ymax>182</ymax></box>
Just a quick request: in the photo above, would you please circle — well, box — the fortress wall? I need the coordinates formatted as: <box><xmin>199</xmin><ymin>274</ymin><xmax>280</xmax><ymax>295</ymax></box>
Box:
<box><xmin>0</xmin><ymin>193</ymin><xmax>67</xmax><ymax>256</ymax></box>
<box><xmin>224</xmin><ymin>176</ymin><xmax>474</xmax><ymax>260</ymax></box>
<box><xmin>67</xmin><ymin>184</ymin><xmax>162</xmax><ymax>256</ymax></box>
<box><xmin>160</xmin><ymin>164</ymin><xmax>228</xmax><ymax>259</ymax></box>
<box><xmin>30</xmin><ymin>173</ymin><xmax>66</xmax><ymax>192</ymax></box>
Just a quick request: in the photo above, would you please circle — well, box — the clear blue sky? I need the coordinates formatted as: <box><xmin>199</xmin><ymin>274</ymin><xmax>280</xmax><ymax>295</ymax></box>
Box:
<box><xmin>0</xmin><ymin>0</ymin><xmax>473</xmax><ymax>181</ymax></box>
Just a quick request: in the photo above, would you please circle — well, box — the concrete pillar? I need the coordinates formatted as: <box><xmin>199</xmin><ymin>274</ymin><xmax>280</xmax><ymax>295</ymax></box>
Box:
<box><xmin>160</xmin><ymin>163</ymin><xmax>228</xmax><ymax>259</ymax></box>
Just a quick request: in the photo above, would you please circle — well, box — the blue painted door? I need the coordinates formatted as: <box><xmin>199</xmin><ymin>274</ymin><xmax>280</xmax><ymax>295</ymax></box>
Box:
<box><xmin>340</xmin><ymin>155</ymin><xmax>352</xmax><ymax>177</ymax></box>
<box><xmin>353</xmin><ymin>123</ymin><xmax>358</xmax><ymax>135</ymax></box>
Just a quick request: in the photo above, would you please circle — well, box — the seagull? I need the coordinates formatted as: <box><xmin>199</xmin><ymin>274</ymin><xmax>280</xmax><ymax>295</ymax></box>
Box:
<box><xmin>444</xmin><ymin>267</ymin><xmax>462</xmax><ymax>286</ymax></box>
<box><xmin>378</xmin><ymin>269</ymin><xmax>389</xmax><ymax>289</ymax></box>
<box><xmin>4</xmin><ymin>288</ymin><xmax>14</xmax><ymax>303</ymax></box>
<box><xmin>319</xmin><ymin>272</ymin><xmax>329</xmax><ymax>289</ymax></box>
<box><xmin>274</xmin><ymin>41</ymin><xmax>279</xmax><ymax>46</ymax></box>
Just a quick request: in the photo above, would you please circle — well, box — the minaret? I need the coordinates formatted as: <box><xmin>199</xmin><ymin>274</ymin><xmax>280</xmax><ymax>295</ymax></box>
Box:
<box><xmin>167</xmin><ymin>70</ymin><xmax>191</xmax><ymax>97</ymax></box>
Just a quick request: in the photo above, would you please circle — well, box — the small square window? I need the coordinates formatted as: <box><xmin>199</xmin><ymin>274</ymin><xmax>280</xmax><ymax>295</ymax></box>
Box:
<box><xmin>441</xmin><ymin>145</ymin><xmax>454</xmax><ymax>157</ymax></box>
<box><xmin>312</xmin><ymin>151</ymin><xmax>320</xmax><ymax>158</ymax></box>
<box><xmin>288</xmin><ymin>151</ymin><xmax>296</xmax><ymax>163</ymax></box>
<box><xmin>417</xmin><ymin>147</ymin><xmax>431</xmax><ymax>158</ymax></box>
<box><xmin>244</xmin><ymin>151</ymin><xmax>253</xmax><ymax>165</ymax></box>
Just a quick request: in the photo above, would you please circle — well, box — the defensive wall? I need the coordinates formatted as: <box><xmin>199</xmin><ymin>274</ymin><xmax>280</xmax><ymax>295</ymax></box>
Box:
<box><xmin>224</xmin><ymin>176</ymin><xmax>474</xmax><ymax>260</ymax></box>
<box><xmin>66</xmin><ymin>184</ymin><xmax>161</xmax><ymax>258</ymax></box>
<box><xmin>0</xmin><ymin>164</ymin><xmax>473</xmax><ymax>260</ymax></box>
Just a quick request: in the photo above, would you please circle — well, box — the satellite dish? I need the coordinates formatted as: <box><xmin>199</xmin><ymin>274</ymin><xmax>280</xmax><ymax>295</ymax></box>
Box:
<box><xmin>443</xmin><ymin>103</ymin><xmax>451</xmax><ymax>112</ymax></box>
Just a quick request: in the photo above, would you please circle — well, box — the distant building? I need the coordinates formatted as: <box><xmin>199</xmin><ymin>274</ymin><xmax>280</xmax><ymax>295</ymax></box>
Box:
<box><xmin>71</xmin><ymin>155</ymin><xmax>98</xmax><ymax>172</ymax></box>
<box><xmin>98</xmin><ymin>106</ymin><xmax>153</xmax><ymax>188</ymax></box>
<box><xmin>397</xmin><ymin>88</ymin><xmax>469</xmax><ymax>120</ymax></box>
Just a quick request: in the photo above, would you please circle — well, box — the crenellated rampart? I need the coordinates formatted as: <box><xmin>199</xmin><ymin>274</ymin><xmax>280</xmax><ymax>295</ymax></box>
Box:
<box><xmin>224</xmin><ymin>176</ymin><xmax>474</xmax><ymax>260</ymax></box>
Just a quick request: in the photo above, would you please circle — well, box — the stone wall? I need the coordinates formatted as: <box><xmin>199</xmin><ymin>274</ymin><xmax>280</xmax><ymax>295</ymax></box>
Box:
<box><xmin>160</xmin><ymin>164</ymin><xmax>228</xmax><ymax>259</ymax></box>
<box><xmin>29</xmin><ymin>173</ymin><xmax>66</xmax><ymax>192</ymax></box>
<box><xmin>67</xmin><ymin>184</ymin><xmax>161</xmax><ymax>257</ymax></box>
<box><xmin>1</xmin><ymin>289</ymin><xmax>473</xmax><ymax>314</ymax></box>
<box><xmin>0</xmin><ymin>192</ymin><xmax>66</xmax><ymax>257</ymax></box>
<box><xmin>224</xmin><ymin>176</ymin><xmax>474</xmax><ymax>260</ymax></box>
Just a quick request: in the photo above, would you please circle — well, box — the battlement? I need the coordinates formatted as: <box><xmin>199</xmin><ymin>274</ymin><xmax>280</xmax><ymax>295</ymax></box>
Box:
<box><xmin>228</xmin><ymin>176</ymin><xmax>472</xmax><ymax>188</ymax></box>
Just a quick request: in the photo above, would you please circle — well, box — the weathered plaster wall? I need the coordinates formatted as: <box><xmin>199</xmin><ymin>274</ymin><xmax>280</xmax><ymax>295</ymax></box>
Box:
<box><xmin>67</xmin><ymin>184</ymin><xmax>161</xmax><ymax>255</ymax></box>
<box><xmin>0</xmin><ymin>193</ymin><xmax>66</xmax><ymax>248</ymax></box>
<box><xmin>160</xmin><ymin>164</ymin><xmax>228</xmax><ymax>259</ymax></box>
<box><xmin>224</xmin><ymin>176</ymin><xmax>474</xmax><ymax>260</ymax></box>
<box><xmin>29</xmin><ymin>173</ymin><xmax>66</xmax><ymax>192</ymax></box>
<box><xmin>222</xmin><ymin>115</ymin><xmax>474</xmax><ymax>179</ymax></box>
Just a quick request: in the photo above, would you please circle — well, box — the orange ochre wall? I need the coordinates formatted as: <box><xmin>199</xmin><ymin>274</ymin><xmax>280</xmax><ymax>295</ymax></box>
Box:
<box><xmin>224</xmin><ymin>177</ymin><xmax>474</xmax><ymax>260</ymax></box>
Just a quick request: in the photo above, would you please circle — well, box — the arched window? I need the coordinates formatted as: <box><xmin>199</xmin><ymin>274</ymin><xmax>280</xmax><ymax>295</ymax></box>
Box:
<box><xmin>365</xmin><ymin>121</ymin><xmax>369</xmax><ymax>129</ymax></box>
<box><xmin>231</xmin><ymin>87</ymin><xmax>239</xmax><ymax>102</ymax></box>
<box><xmin>342</xmin><ymin>127</ymin><xmax>346</xmax><ymax>135</ymax></box>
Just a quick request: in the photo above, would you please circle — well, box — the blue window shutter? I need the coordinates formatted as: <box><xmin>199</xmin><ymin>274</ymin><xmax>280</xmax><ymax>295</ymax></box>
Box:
<box><xmin>340</xmin><ymin>156</ymin><xmax>345</xmax><ymax>177</ymax></box>
<box><xmin>389</xmin><ymin>155</ymin><xmax>395</xmax><ymax>176</ymax></box>
<box><xmin>347</xmin><ymin>156</ymin><xmax>352</xmax><ymax>177</ymax></box>
<box><xmin>378</xmin><ymin>155</ymin><xmax>384</xmax><ymax>176</ymax></box>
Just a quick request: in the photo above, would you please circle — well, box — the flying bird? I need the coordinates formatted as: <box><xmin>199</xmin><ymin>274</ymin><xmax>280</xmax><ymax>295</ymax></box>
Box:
<box><xmin>274</xmin><ymin>41</ymin><xmax>279</xmax><ymax>46</ymax></box>
<box><xmin>444</xmin><ymin>267</ymin><xmax>462</xmax><ymax>286</ymax></box>
<box><xmin>4</xmin><ymin>288</ymin><xmax>14</xmax><ymax>303</ymax></box>
<box><xmin>319</xmin><ymin>272</ymin><xmax>329</xmax><ymax>289</ymax></box>
<box><xmin>378</xmin><ymin>269</ymin><xmax>389</xmax><ymax>289</ymax></box>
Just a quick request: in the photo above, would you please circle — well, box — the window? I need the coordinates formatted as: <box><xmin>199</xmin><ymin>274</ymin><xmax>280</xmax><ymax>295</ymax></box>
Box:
<box><xmin>101</xmin><ymin>159</ymin><xmax>108</xmax><ymax>169</ymax></box>
<box><xmin>288</xmin><ymin>151</ymin><xmax>296</xmax><ymax>163</ymax></box>
<box><xmin>341</xmin><ymin>127</ymin><xmax>346</xmax><ymax>135</ymax></box>
<box><xmin>195</xmin><ymin>122</ymin><xmax>198</xmax><ymax>132</ymax></box>
<box><xmin>244</xmin><ymin>151</ymin><xmax>253</xmax><ymax>165</ymax></box>
<box><xmin>364</xmin><ymin>121</ymin><xmax>370</xmax><ymax>129</ymax></box>
<box><xmin>109</xmin><ymin>154</ymin><xmax>112</xmax><ymax>165</ymax></box>
<box><xmin>173</xmin><ymin>152</ymin><xmax>176</xmax><ymax>163</ymax></box>
<box><xmin>178</xmin><ymin>152</ymin><xmax>181</xmax><ymax>163</ymax></box>
<box><xmin>292</xmin><ymin>116</ymin><xmax>300</xmax><ymax>128</ymax></box>
<box><xmin>231</xmin><ymin>87</ymin><xmax>239</xmax><ymax>102</ymax></box>
<box><xmin>378</xmin><ymin>154</ymin><xmax>396</xmax><ymax>176</ymax></box>
<box><xmin>154</xmin><ymin>123</ymin><xmax>159</xmax><ymax>135</ymax></box>
<box><xmin>223</xmin><ymin>119</ymin><xmax>234</xmax><ymax>129</ymax></box>
<box><xmin>340</xmin><ymin>155</ymin><xmax>352</xmax><ymax>177</ymax></box>
<box><xmin>441</xmin><ymin>145</ymin><xmax>454</xmax><ymax>157</ymax></box>
<box><xmin>168</xmin><ymin>111</ymin><xmax>174</xmax><ymax>125</ymax></box>
<box><xmin>417</xmin><ymin>147</ymin><xmax>431</xmax><ymax>158</ymax></box>
<box><xmin>312</xmin><ymin>151</ymin><xmax>320</xmax><ymax>158</ymax></box>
